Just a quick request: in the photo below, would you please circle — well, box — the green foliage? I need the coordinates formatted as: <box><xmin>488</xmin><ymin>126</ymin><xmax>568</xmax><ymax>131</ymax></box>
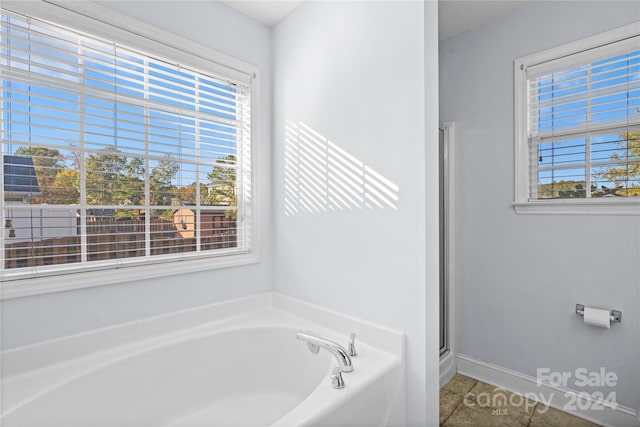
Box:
<box><xmin>50</xmin><ymin>169</ymin><xmax>80</xmax><ymax>204</ymax></box>
<box><xmin>176</xmin><ymin>182</ymin><xmax>210</xmax><ymax>205</ymax></box>
<box><xmin>539</xmin><ymin>132</ymin><xmax>640</xmax><ymax>199</ymax></box>
<box><xmin>15</xmin><ymin>146</ymin><xmax>66</xmax><ymax>203</ymax></box>
<box><xmin>85</xmin><ymin>147</ymin><xmax>128</xmax><ymax>205</ymax></box>
<box><xmin>122</xmin><ymin>157</ymin><xmax>145</xmax><ymax>205</ymax></box>
<box><xmin>206</xmin><ymin>154</ymin><xmax>237</xmax><ymax>219</ymax></box>
<box><xmin>537</xmin><ymin>181</ymin><xmax>586</xmax><ymax>199</ymax></box>
<box><xmin>152</xmin><ymin>209</ymin><xmax>175</xmax><ymax>222</ymax></box>
<box><xmin>12</xmin><ymin>146</ymin><xmax>240</xmax><ymax>215</ymax></box>
<box><xmin>596</xmin><ymin>131</ymin><xmax>640</xmax><ymax>197</ymax></box>
<box><xmin>149</xmin><ymin>155</ymin><xmax>179</xmax><ymax>206</ymax></box>
<box><xmin>77</xmin><ymin>147</ymin><xmax>180</xmax><ymax>206</ymax></box>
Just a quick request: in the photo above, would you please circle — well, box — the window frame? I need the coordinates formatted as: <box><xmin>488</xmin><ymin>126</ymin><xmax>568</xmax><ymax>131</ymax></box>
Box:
<box><xmin>514</xmin><ymin>22</ymin><xmax>640</xmax><ymax>215</ymax></box>
<box><xmin>0</xmin><ymin>0</ymin><xmax>261</xmax><ymax>299</ymax></box>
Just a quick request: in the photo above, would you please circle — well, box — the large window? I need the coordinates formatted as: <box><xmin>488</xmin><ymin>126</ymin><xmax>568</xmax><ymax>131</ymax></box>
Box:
<box><xmin>515</xmin><ymin>24</ymin><xmax>640</xmax><ymax>214</ymax></box>
<box><xmin>1</xmin><ymin>7</ymin><xmax>254</xmax><ymax>282</ymax></box>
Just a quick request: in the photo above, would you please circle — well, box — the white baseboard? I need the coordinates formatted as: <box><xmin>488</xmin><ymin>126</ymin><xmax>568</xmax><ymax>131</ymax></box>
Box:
<box><xmin>456</xmin><ymin>353</ymin><xmax>639</xmax><ymax>427</ymax></box>
<box><xmin>440</xmin><ymin>350</ymin><xmax>457</xmax><ymax>387</ymax></box>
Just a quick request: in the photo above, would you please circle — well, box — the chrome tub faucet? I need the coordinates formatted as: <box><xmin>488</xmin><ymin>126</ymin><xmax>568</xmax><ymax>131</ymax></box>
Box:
<box><xmin>347</xmin><ymin>333</ymin><xmax>357</xmax><ymax>357</ymax></box>
<box><xmin>297</xmin><ymin>332</ymin><xmax>354</xmax><ymax>388</ymax></box>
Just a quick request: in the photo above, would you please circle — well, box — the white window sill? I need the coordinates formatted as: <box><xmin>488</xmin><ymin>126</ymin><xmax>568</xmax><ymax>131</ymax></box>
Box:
<box><xmin>0</xmin><ymin>253</ymin><xmax>260</xmax><ymax>300</ymax></box>
<box><xmin>513</xmin><ymin>199</ymin><xmax>640</xmax><ymax>215</ymax></box>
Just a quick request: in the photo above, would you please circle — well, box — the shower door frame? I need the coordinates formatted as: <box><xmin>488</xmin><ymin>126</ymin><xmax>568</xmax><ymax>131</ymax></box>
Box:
<box><xmin>439</xmin><ymin>122</ymin><xmax>456</xmax><ymax>386</ymax></box>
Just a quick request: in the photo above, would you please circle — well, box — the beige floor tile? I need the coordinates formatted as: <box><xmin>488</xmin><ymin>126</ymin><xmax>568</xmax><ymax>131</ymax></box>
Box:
<box><xmin>443</xmin><ymin>400</ymin><xmax>531</xmax><ymax>427</ymax></box>
<box><xmin>529</xmin><ymin>405</ymin><xmax>601</xmax><ymax>427</ymax></box>
<box><xmin>442</xmin><ymin>374</ymin><xmax>477</xmax><ymax>396</ymax></box>
<box><xmin>440</xmin><ymin>388</ymin><xmax>464</xmax><ymax>425</ymax></box>
<box><xmin>441</xmin><ymin>376</ymin><xmax>601</xmax><ymax>427</ymax></box>
<box><xmin>466</xmin><ymin>381</ymin><xmax>537</xmax><ymax>416</ymax></box>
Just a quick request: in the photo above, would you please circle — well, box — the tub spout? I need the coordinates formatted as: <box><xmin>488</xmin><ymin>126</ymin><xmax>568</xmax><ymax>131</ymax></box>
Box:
<box><xmin>297</xmin><ymin>332</ymin><xmax>354</xmax><ymax>373</ymax></box>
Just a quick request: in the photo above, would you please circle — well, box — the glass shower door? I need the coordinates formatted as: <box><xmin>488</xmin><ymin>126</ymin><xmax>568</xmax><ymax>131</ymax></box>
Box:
<box><xmin>439</xmin><ymin>128</ymin><xmax>447</xmax><ymax>356</ymax></box>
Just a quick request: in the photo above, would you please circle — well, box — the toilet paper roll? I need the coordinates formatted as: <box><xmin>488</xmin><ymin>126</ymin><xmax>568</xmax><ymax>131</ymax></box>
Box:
<box><xmin>583</xmin><ymin>307</ymin><xmax>611</xmax><ymax>328</ymax></box>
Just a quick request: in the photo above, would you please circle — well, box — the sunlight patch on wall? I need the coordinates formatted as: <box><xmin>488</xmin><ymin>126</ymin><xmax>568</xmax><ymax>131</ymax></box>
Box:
<box><xmin>284</xmin><ymin>121</ymin><xmax>399</xmax><ymax>216</ymax></box>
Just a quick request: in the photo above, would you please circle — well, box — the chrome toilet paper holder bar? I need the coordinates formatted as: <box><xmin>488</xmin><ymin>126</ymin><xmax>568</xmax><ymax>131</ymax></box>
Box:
<box><xmin>576</xmin><ymin>304</ymin><xmax>622</xmax><ymax>323</ymax></box>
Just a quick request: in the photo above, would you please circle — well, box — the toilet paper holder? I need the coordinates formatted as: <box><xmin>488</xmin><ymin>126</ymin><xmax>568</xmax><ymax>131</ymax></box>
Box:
<box><xmin>576</xmin><ymin>304</ymin><xmax>622</xmax><ymax>323</ymax></box>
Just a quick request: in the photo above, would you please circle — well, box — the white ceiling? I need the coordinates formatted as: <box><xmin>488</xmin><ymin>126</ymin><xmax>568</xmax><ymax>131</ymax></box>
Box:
<box><xmin>220</xmin><ymin>0</ymin><xmax>526</xmax><ymax>41</ymax></box>
<box><xmin>219</xmin><ymin>1</ymin><xmax>303</xmax><ymax>26</ymax></box>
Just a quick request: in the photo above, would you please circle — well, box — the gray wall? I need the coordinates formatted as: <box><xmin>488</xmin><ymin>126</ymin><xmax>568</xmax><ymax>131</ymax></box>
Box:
<box><xmin>1</xmin><ymin>0</ymin><xmax>274</xmax><ymax>349</ymax></box>
<box><xmin>272</xmin><ymin>2</ymin><xmax>440</xmax><ymax>425</ymax></box>
<box><xmin>440</xmin><ymin>1</ymin><xmax>640</xmax><ymax>410</ymax></box>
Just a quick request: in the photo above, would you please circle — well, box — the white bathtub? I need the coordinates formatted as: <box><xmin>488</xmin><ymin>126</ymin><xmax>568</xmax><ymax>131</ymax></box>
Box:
<box><xmin>0</xmin><ymin>293</ymin><xmax>405</xmax><ymax>426</ymax></box>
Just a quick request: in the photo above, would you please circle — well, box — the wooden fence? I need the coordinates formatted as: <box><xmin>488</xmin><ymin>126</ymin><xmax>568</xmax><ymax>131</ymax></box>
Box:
<box><xmin>4</xmin><ymin>218</ymin><xmax>237</xmax><ymax>269</ymax></box>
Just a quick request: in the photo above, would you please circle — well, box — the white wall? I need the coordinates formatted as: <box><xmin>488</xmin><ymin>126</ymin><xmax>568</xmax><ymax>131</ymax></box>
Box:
<box><xmin>440</xmin><ymin>0</ymin><xmax>640</xmax><ymax>411</ymax></box>
<box><xmin>272</xmin><ymin>2</ymin><xmax>439</xmax><ymax>425</ymax></box>
<box><xmin>424</xmin><ymin>2</ymin><xmax>441</xmax><ymax>425</ymax></box>
<box><xmin>2</xmin><ymin>3</ymin><xmax>443</xmax><ymax>425</ymax></box>
<box><xmin>0</xmin><ymin>0</ymin><xmax>273</xmax><ymax>349</ymax></box>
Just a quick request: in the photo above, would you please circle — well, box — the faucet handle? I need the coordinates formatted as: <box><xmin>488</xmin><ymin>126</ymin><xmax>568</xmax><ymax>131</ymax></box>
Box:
<box><xmin>330</xmin><ymin>366</ymin><xmax>345</xmax><ymax>389</ymax></box>
<box><xmin>347</xmin><ymin>333</ymin><xmax>357</xmax><ymax>357</ymax></box>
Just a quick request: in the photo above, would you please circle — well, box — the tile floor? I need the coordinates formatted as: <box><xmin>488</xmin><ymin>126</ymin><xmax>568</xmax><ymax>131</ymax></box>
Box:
<box><xmin>440</xmin><ymin>374</ymin><xmax>601</xmax><ymax>427</ymax></box>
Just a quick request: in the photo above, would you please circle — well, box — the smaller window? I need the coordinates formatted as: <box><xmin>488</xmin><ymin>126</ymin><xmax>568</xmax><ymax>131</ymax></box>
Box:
<box><xmin>514</xmin><ymin>24</ymin><xmax>640</xmax><ymax>214</ymax></box>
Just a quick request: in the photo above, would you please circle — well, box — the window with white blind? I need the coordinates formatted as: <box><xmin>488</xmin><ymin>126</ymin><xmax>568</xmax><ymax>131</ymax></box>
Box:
<box><xmin>514</xmin><ymin>23</ymin><xmax>640</xmax><ymax>214</ymax></box>
<box><xmin>1</xmin><ymin>5</ymin><xmax>256</xmax><ymax>285</ymax></box>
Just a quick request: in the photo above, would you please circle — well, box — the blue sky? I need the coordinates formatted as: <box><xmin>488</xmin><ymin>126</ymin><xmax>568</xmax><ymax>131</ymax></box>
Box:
<box><xmin>2</xmin><ymin>12</ymin><xmax>241</xmax><ymax>207</ymax></box>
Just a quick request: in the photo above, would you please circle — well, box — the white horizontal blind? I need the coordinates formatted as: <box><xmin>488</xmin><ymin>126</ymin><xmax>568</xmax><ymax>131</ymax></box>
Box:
<box><xmin>526</xmin><ymin>36</ymin><xmax>640</xmax><ymax>200</ymax></box>
<box><xmin>1</xmin><ymin>10</ymin><xmax>252</xmax><ymax>275</ymax></box>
